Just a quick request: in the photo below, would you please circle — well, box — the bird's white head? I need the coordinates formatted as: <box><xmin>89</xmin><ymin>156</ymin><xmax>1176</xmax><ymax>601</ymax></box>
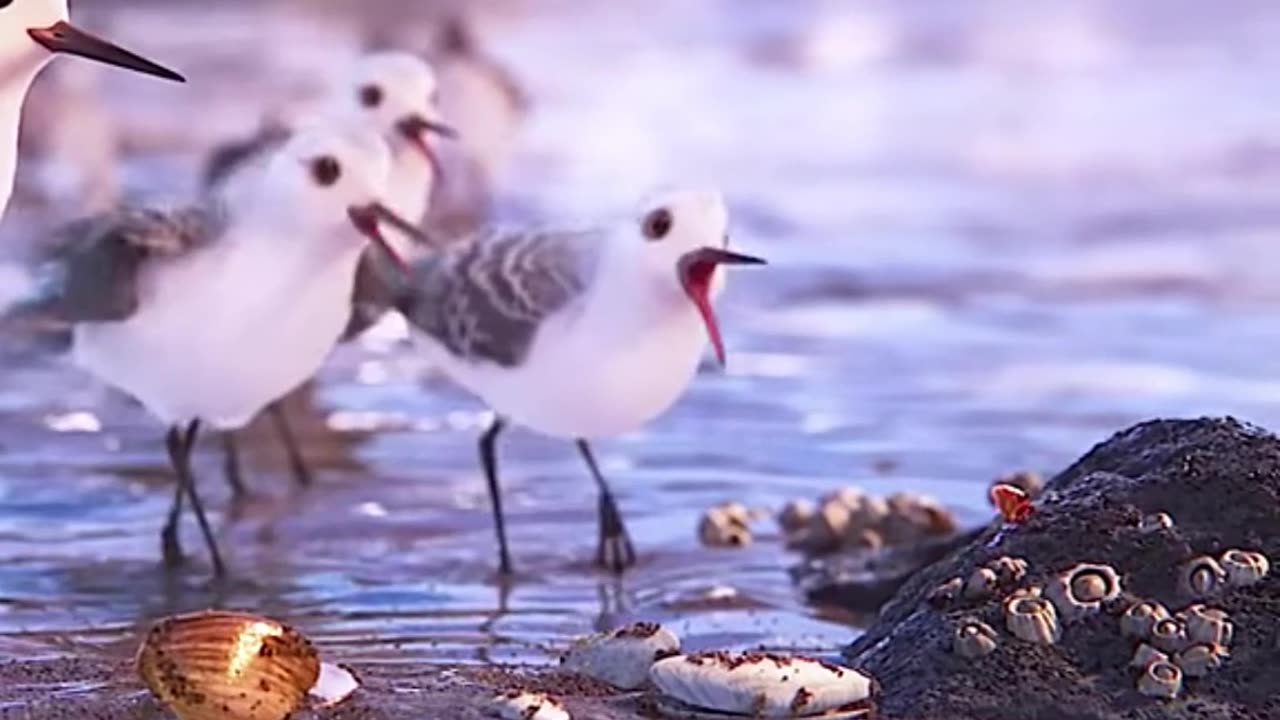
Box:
<box><xmin>257</xmin><ymin>122</ymin><xmax>428</xmax><ymax>274</ymax></box>
<box><xmin>0</xmin><ymin>0</ymin><xmax>182</xmax><ymax>82</ymax></box>
<box><xmin>618</xmin><ymin>189</ymin><xmax>766</xmax><ymax>366</ymax></box>
<box><xmin>338</xmin><ymin>51</ymin><xmax>456</xmax><ymax>178</ymax></box>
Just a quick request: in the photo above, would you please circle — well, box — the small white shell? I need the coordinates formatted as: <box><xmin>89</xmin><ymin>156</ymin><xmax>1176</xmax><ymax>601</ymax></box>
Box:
<box><xmin>1179</xmin><ymin>556</ymin><xmax>1227</xmax><ymax>598</ymax></box>
<box><xmin>1044</xmin><ymin>563</ymin><xmax>1121</xmax><ymax>623</ymax></box>
<box><xmin>561</xmin><ymin>622</ymin><xmax>680</xmax><ymax>690</ymax></box>
<box><xmin>649</xmin><ymin>652</ymin><xmax>875</xmax><ymax>718</ymax></box>
<box><xmin>964</xmin><ymin>568</ymin><xmax>999</xmax><ymax>601</ymax></box>
<box><xmin>1175</xmin><ymin>643</ymin><xmax>1229</xmax><ymax>678</ymax></box>
<box><xmin>809</xmin><ymin>500</ymin><xmax>853</xmax><ymax>549</ymax></box>
<box><xmin>848</xmin><ymin>496</ymin><xmax>890</xmax><ymax>530</ymax></box>
<box><xmin>1137</xmin><ymin>660</ymin><xmax>1182</xmax><ymax>700</ymax></box>
<box><xmin>1150</xmin><ymin>618</ymin><xmax>1189</xmax><ymax>654</ymax></box>
<box><xmin>490</xmin><ymin>691</ymin><xmax>570</xmax><ymax>720</ymax></box>
<box><xmin>821</xmin><ymin>487</ymin><xmax>866</xmax><ymax>510</ymax></box>
<box><xmin>986</xmin><ymin>556</ymin><xmax>1029</xmax><ymax>586</ymax></box>
<box><xmin>1184</xmin><ymin>605</ymin><xmax>1233</xmax><ymax>647</ymax></box>
<box><xmin>1219</xmin><ymin>549</ymin><xmax>1270</xmax><ymax>588</ymax></box>
<box><xmin>1137</xmin><ymin>513</ymin><xmax>1174</xmax><ymax>533</ymax></box>
<box><xmin>1129</xmin><ymin>644</ymin><xmax>1168</xmax><ymax>670</ymax></box>
<box><xmin>309</xmin><ymin>662</ymin><xmax>361</xmax><ymax>708</ymax></box>
<box><xmin>1004</xmin><ymin>589</ymin><xmax>1061</xmax><ymax>645</ymax></box>
<box><xmin>1121</xmin><ymin>601</ymin><xmax>1171</xmax><ymax>639</ymax></box>
<box><xmin>953</xmin><ymin>618</ymin><xmax>998</xmax><ymax>659</ymax></box>
<box><xmin>777</xmin><ymin>499</ymin><xmax>816</xmax><ymax>533</ymax></box>
<box><xmin>699</xmin><ymin>508</ymin><xmax>751</xmax><ymax>548</ymax></box>
<box><xmin>927</xmin><ymin>577</ymin><xmax>964</xmax><ymax>608</ymax></box>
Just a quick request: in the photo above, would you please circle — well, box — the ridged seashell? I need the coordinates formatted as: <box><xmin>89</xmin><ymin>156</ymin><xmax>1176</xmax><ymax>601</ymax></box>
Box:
<box><xmin>964</xmin><ymin>568</ymin><xmax>1000</xmax><ymax>601</ymax></box>
<box><xmin>1175</xmin><ymin>643</ymin><xmax>1229</xmax><ymax>678</ymax></box>
<box><xmin>1179</xmin><ymin>556</ymin><xmax>1227</xmax><ymax>598</ymax></box>
<box><xmin>310</xmin><ymin>663</ymin><xmax>360</xmax><ymax>708</ymax></box>
<box><xmin>1121</xmin><ymin>601</ymin><xmax>1171</xmax><ymax>639</ymax></box>
<box><xmin>821</xmin><ymin>487</ymin><xmax>866</xmax><ymax>510</ymax></box>
<box><xmin>1137</xmin><ymin>660</ymin><xmax>1182</xmax><ymax>700</ymax></box>
<box><xmin>1184</xmin><ymin>605</ymin><xmax>1233</xmax><ymax>647</ymax></box>
<box><xmin>1219</xmin><ymin>549</ymin><xmax>1270</xmax><ymax>588</ymax></box>
<box><xmin>649</xmin><ymin>652</ymin><xmax>876</xmax><ymax>718</ymax></box>
<box><xmin>1004</xmin><ymin>589</ymin><xmax>1061</xmax><ymax>645</ymax></box>
<box><xmin>1137</xmin><ymin>512</ymin><xmax>1174</xmax><ymax>534</ymax></box>
<box><xmin>953</xmin><ymin>618</ymin><xmax>998</xmax><ymax>659</ymax></box>
<box><xmin>490</xmin><ymin>691</ymin><xmax>570</xmax><ymax>720</ymax></box>
<box><xmin>927</xmin><ymin>577</ymin><xmax>964</xmax><ymax>608</ymax></box>
<box><xmin>1129</xmin><ymin>643</ymin><xmax>1168</xmax><ymax>670</ymax></box>
<box><xmin>699</xmin><ymin>507</ymin><xmax>751</xmax><ymax>548</ymax></box>
<box><xmin>561</xmin><ymin>622</ymin><xmax>681</xmax><ymax>690</ymax></box>
<box><xmin>1150</xmin><ymin>618</ymin><xmax>1188</xmax><ymax>654</ymax></box>
<box><xmin>1044</xmin><ymin>563</ymin><xmax>1122</xmax><ymax>623</ymax></box>
<box><xmin>986</xmin><ymin>556</ymin><xmax>1029</xmax><ymax>586</ymax></box>
<box><xmin>812</xmin><ymin>499</ymin><xmax>852</xmax><ymax>546</ymax></box>
<box><xmin>777</xmin><ymin>499</ymin><xmax>816</xmax><ymax>533</ymax></box>
<box><xmin>135</xmin><ymin>610</ymin><xmax>320</xmax><ymax>720</ymax></box>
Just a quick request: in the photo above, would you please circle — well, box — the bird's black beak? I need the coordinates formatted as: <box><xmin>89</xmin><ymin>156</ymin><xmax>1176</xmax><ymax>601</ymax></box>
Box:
<box><xmin>29</xmin><ymin>21</ymin><xmax>184</xmax><ymax>82</ymax></box>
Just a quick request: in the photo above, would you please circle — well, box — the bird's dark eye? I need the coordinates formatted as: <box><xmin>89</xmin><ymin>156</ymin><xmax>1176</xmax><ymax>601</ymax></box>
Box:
<box><xmin>642</xmin><ymin>208</ymin><xmax>673</xmax><ymax>241</ymax></box>
<box><xmin>310</xmin><ymin>156</ymin><xmax>341</xmax><ymax>187</ymax></box>
<box><xmin>0</xmin><ymin>1</ymin><xmax>13</xmax><ymax>9</ymax></box>
<box><xmin>360</xmin><ymin>84</ymin><xmax>384</xmax><ymax>109</ymax></box>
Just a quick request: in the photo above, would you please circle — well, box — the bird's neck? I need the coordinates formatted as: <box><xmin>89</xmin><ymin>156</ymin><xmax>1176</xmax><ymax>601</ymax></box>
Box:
<box><xmin>0</xmin><ymin>53</ymin><xmax>51</xmax><ymax>219</ymax></box>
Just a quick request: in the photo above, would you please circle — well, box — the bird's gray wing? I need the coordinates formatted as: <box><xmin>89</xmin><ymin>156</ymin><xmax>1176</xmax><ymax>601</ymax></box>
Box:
<box><xmin>201</xmin><ymin>124</ymin><xmax>291</xmax><ymax>191</ymax></box>
<box><xmin>397</xmin><ymin>227</ymin><xmax>601</xmax><ymax>368</ymax></box>
<box><xmin>16</xmin><ymin>204</ymin><xmax>226</xmax><ymax>326</ymax></box>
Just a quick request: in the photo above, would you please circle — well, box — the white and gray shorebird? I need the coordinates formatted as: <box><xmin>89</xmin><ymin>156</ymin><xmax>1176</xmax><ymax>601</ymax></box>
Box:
<box><xmin>0</xmin><ymin>0</ymin><xmax>182</xmax><ymax>219</ymax></box>
<box><xmin>14</xmin><ymin>123</ymin><xmax>424</xmax><ymax>575</ymax></box>
<box><xmin>201</xmin><ymin>51</ymin><xmax>455</xmax><ymax>498</ymax></box>
<box><xmin>394</xmin><ymin>189</ymin><xmax>766</xmax><ymax>574</ymax></box>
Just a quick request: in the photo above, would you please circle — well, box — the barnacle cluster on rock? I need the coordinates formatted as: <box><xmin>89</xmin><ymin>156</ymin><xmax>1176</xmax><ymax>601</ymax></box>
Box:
<box><xmin>778</xmin><ymin>486</ymin><xmax>957</xmax><ymax>556</ymax></box>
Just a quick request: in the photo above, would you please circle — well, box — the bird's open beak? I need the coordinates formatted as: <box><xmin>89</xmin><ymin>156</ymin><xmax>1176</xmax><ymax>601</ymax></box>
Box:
<box><xmin>29</xmin><ymin>21</ymin><xmax>184</xmax><ymax>82</ymax></box>
<box><xmin>347</xmin><ymin>203</ymin><xmax>434</xmax><ymax>275</ymax></box>
<box><xmin>397</xmin><ymin>115</ymin><xmax>458</xmax><ymax>182</ymax></box>
<box><xmin>678</xmin><ymin>246</ymin><xmax>766</xmax><ymax>367</ymax></box>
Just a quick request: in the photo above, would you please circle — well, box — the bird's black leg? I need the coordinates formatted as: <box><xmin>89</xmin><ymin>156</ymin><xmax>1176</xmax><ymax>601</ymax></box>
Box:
<box><xmin>220</xmin><ymin>431</ymin><xmax>249</xmax><ymax>500</ymax></box>
<box><xmin>478</xmin><ymin>417</ymin><xmax>514</xmax><ymax>575</ymax></box>
<box><xmin>160</xmin><ymin>431</ymin><xmax>186</xmax><ymax>568</ymax></box>
<box><xmin>268</xmin><ymin>402</ymin><xmax>313</xmax><ymax>489</ymax></box>
<box><xmin>168</xmin><ymin>420</ymin><xmax>227</xmax><ymax>578</ymax></box>
<box><xmin>576</xmin><ymin>439</ymin><xmax>636</xmax><ymax>573</ymax></box>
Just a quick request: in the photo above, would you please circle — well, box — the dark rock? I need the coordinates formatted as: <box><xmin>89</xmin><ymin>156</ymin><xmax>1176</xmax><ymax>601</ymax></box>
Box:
<box><xmin>843</xmin><ymin>417</ymin><xmax>1280</xmax><ymax>720</ymax></box>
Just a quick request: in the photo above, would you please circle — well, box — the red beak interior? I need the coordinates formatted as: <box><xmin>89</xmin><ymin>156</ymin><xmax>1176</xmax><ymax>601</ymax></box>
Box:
<box><xmin>678</xmin><ymin>246</ymin><xmax>767</xmax><ymax>367</ymax></box>
<box><xmin>347</xmin><ymin>203</ymin><xmax>431</xmax><ymax>275</ymax></box>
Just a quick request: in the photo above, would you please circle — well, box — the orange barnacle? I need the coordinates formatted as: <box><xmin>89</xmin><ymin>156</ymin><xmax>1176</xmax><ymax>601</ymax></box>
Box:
<box><xmin>989</xmin><ymin>483</ymin><xmax>1034</xmax><ymax>524</ymax></box>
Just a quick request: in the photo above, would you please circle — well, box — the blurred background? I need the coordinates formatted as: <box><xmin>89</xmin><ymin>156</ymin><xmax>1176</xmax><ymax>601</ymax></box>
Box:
<box><xmin>3</xmin><ymin>0</ymin><xmax>1280</xmax><ymax>675</ymax></box>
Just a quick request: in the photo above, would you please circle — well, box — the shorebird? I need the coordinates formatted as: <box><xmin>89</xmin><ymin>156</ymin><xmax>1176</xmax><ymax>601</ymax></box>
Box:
<box><xmin>0</xmin><ymin>0</ymin><xmax>182</xmax><ymax>219</ymax></box>
<box><xmin>394</xmin><ymin>189</ymin><xmax>766</xmax><ymax>574</ymax></box>
<box><xmin>203</xmin><ymin>51</ymin><xmax>455</xmax><ymax>498</ymax></box>
<box><xmin>14</xmin><ymin>123</ymin><xmax>423</xmax><ymax>575</ymax></box>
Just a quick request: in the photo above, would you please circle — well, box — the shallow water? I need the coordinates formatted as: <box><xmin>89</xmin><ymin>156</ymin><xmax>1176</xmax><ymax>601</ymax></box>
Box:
<box><xmin>4</xmin><ymin>0</ymin><xmax>1280</xmax><ymax>675</ymax></box>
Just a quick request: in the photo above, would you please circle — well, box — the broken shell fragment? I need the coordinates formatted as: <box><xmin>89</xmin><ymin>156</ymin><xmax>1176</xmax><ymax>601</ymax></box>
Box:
<box><xmin>1219</xmin><ymin>549</ymin><xmax>1269</xmax><ymax>588</ymax></box>
<box><xmin>490</xmin><ymin>691</ymin><xmax>570</xmax><ymax>720</ymax></box>
<box><xmin>953</xmin><ymin>618</ymin><xmax>999</xmax><ymax>659</ymax></box>
<box><xmin>649</xmin><ymin>652</ymin><xmax>875</xmax><ymax>719</ymax></box>
<box><xmin>135</xmin><ymin>610</ymin><xmax>320</xmax><ymax>720</ymax></box>
<box><xmin>927</xmin><ymin>577</ymin><xmax>964</xmax><ymax>608</ymax></box>
<box><xmin>1004</xmin><ymin>589</ymin><xmax>1062</xmax><ymax>645</ymax></box>
<box><xmin>1137</xmin><ymin>512</ymin><xmax>1174</xmax><ymax>534</ymax></box>
<box><xmin>1121</xmin><ymin>601</ymin><xmax>1171</xmax><ymax>639</ymax></box>
<box><xmin>986</xmin><ymin>556</ymin><xmax>1029</xmax><ymax>586</ymax></box>
<box><xmin>561</xmin><ymin>622</ymin><xmax>681</xmax><ymax>690</ymax></box>
<box><xmin>1184</xmin><ymin>605</ymin><xmax>1233</xmax><ymax>647</ymax></box>
<box><xmin>1150</xmin><ymin>618</ymin><xmax>1189</xmax><ymax>654</ymax></box>
<box><xmin>964</xmin><ymin>568</ymin><xmax>999</xmax><ymax>601</ymax></box>
<box><xmin>1137</xmin><ymin>660</ymin><xmax>1182</xmax><ymax>700</ymax></box>
<box><xmin>1179</xmin><ymin>556</ymin><xmax>1227</xmax><ymax>598</ymax></box>
<box><xmin>699</xmin><ymin>507</ymin><xmax>751</xmax><ymax>548</ymax></box>
<box><xmin>1044</xmin><ymin>563</ymin><xmax>1122</xmax><ymax>623</ymax></box>
<box><xmin>1175</xmin><ymin>643</ymin><xmax>1229</xmax><ymax>678</ymax></box>
<box><xmin>310</xmin><ymin>662</ymin><xmax>361</xmax><ymax>708</ymax></box>
<box><xmin>778</xmin><ymin>499</ymin><xmax>816</xmax><ymax>533</ymax></box>
<box><xmin>1129</xmin><ymin>644</ymin><xmax>1168</xmax><ymax>670</ymax></box>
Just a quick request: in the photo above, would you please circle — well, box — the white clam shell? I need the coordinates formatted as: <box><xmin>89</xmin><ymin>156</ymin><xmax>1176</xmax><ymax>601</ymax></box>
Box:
<box><xmin>561</xmin><ymin>622</ymin><xmax>681</xmax><ymax>690</ymax></box>
<box><xmin>490</xmin><ymin>691</ymin><xmax>571</xmax><ymax>720</ymax></box>
<box><xmin>649</xmin><ymin>652</ymin><xmax>875</xmax><ymax>718</ymax></box>
<box><xmin>310</xmin><ymin>662</ymin><xmax>360</xmax><ymax>708</ymax></box>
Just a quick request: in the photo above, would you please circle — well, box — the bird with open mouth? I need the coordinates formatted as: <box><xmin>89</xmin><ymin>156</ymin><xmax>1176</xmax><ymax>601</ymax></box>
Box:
<box><xmin>395</xmin><ymin>189</ymin><xmax>766</xmax><ymax>574</ymax></box>
<box><xmin>9</xmin><ymin>123</ymin><xmax>426</xmax><ymax>576</ymax></box>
